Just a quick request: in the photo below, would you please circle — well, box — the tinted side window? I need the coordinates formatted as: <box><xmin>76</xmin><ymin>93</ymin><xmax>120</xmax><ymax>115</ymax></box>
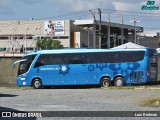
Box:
<box><xmin>34</xmin><ymin>54</ymin><xmax>48</xmax><ymax>68</ymax></box>
<box><xmin>83</xmin><ymin>51</ymin><xmax>145</xmax><ymax>63</ymax></box>
<box><xmin>82</xmin><ymin>52</ymin><xmax>109</xmax><ymax>64</ymax></box>
<box><xmin>66</xmin><ymin>54</ymin><xmax>84</xmax><ymax>64</ymax></box>
<box><xmin>34</xmin><ymin>54</ymin><xmax>66</xmax><ymax>68</ymax></box>
<box><xmin>123</xmin><ymin>51</ymin><xmax>145</xmax><ymax>62</ymax></box>
<box><xmin>51</xmin><ymin>54</ymin><xmax>65</xmax><ymax>64</ymax></box>
<box><xmin>34</xmin><ymin>51</ymin><xmax>145</xmax><ymax>68</ymax></box>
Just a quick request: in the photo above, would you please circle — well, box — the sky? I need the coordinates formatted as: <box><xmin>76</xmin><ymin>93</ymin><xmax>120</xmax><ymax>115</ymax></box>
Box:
<box><xmin>0</xmin><ymin>0</ymin><xmax>160</xmax><ymax>36</ymax></box>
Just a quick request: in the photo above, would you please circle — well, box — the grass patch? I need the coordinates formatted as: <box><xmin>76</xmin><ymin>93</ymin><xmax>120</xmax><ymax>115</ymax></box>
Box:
<box><xmin>140</xmin><ymin>97</ymin><xmax>160</xmax><ymax>107</ymax></box>
<box><xmin>102</xmin><ymin>85</ymin><xmax>160</xmax><ymax>90</ymax></box>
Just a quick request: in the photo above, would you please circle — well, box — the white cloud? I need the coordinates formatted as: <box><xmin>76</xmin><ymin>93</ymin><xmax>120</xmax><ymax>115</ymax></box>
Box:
<box><xmin>47</xmin><ymin>0</ymin><xmax>116</xmax><ymax>20</ymax></box>
<box><xmin>112</xmin><ymin>1</ymin><xmax>141</xmax><ymax>12</ymax></box>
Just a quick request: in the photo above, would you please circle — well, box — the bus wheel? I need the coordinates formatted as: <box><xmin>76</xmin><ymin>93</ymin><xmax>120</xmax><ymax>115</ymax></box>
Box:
<box><xmin>100</xmin><ymin>77</ymin><xmax>111</xmax><ymax>87</ymax></box>
<box><xmin>33</xmin><ymin>79</ymin><xmax>42</xmax><ymax>89</ymax></box>
<box><xmin>114</xmin><ymin>77</ymin><xmax>124</xmax><ymax>87</ymax></box>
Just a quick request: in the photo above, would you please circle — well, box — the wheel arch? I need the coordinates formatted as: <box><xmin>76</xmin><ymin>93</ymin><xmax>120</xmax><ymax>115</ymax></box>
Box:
<box><xmin>100</xmin><ymin>75</ymin><xmax>111</xmax><ymax>84</ymax></box>
<box><xmin>113</xmin><ymin>75</ymin><xmax>124</xmax><ymax>82</ymax></box>
<box><xmin>100</xmin><ymin>75</ymin><xmax>111</xmax><ymax>82</ymax></box>
<box><xmin>100</xmin><ymin>75</ymin><xmax>112</xmax><ymax>87</ymax></box>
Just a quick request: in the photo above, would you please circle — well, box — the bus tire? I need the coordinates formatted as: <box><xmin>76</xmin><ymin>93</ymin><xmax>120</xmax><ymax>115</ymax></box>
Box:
<box><xmin>114</xmin><ymin>77</ymin><xmax>124</xmax><ymax>87</ymax></box>
<box><xmin>32</xmin><ymin>79</ymin><xmax>42</xmax><ymax>89</ymax></box>
<box><xmin>100</xmin><ymin>77</ymin><xmax>111</xmax><ymax>87</ymax></box>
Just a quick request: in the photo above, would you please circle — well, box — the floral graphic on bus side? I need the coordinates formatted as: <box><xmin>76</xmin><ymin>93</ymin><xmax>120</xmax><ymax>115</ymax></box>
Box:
<box><xmin>96</xmin><ymin>64</ymin><xmax>108</xmax><ymax>70</ymax></box>
<box><xmin>108</xmin><ymin>63</ymin><xmax>141</xmax><ymax>80</ymax></box>
<box><xmin>59</xmin><ymin>65</ymin><xmax>70</xmax><ymax>75</ymax></box>
<box><xmin>88</xmin><ymin>64</ymin><xmax>95</xmax><ymax>72</ymax></box>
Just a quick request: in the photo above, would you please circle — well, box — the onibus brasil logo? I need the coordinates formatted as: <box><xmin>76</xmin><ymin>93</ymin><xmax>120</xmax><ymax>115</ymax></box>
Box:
<box><xmin>141</xmin><ymin>1</ymin><xmax>159</xmax><ymax>10</ymax></box>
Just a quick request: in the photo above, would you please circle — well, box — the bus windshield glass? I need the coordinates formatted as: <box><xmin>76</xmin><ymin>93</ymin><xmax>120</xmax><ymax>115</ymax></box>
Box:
<box><xmin>18</xmin><ymin>55</ymin><xmax>36</xmax><ymax>75</ymax></box>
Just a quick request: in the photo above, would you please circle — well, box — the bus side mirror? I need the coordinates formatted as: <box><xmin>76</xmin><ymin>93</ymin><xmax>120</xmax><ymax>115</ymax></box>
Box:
<box><xmin>13</xmin><ymin>59</ymin><xmax>27</xmax><ymax>68</ymax></box>
<box><xmin>13</xmin><ymin>63</ymin><xmax>16</xmax><ymax>68</ymax></box>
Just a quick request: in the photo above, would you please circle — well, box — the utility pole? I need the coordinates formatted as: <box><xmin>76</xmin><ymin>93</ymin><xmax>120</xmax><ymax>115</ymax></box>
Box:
<box><xmin>113</xmin><ymin>33</ymin><xmax>116</xmax><ymax>47</ymax></box>
<box><xmin>121</xmin><ymin>16</ymin><xmax>124</xmax><ymax>45</ymax></box>
<box><xmin>89</xmin><ymin>10</ymin><xmax>96</xmax><ymax>48</ymax></box>
<box><xmin>98</xmin><ymin>8</ymin><xmax>102</xmax><ymax>49</ymax></box>
<box><xmin>121</xmin><ymin>16</ymin><xmax>123</xmax><ymax>24</ymax></box>
<box><xmin>107</xmin><ymin>14</ymin><xmax>110</xmax><ymax>48</ymax></box>
<box><xmin>12</xmin><ymin>26</ymin><xmax>16</xmax><ymax>53</ymax></box>
<box><xmin>130</xmin><ymin>18</ymin><xmax>140</xmax><ymax>44</ymax></box>
<box><xmin>108</xmin><ymin>14</ymin><xmax>110</xmax><ymax>22</ymax></box>
<box><xmin>25</xmin><ymin>26</ymin><xmax>28</xmax><ymax>53</ymax></box>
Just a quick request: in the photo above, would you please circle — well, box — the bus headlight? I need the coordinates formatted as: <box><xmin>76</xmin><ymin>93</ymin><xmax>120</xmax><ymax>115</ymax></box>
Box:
<box><xmin>23</xmin><ymin>82</ymin><xmax>27</xmax><ymax>85</ymax></box>
<box><xmin>21</xmin><ymin>78</ymin><xmax>25</xmax><ymax>80</ymax></box>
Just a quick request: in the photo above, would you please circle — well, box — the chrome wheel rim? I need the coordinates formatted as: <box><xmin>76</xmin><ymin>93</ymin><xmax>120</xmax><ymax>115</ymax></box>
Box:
<box><xmin>116</xmin><ymin>79</ymin><xmax>123</xmax><ymax>86</ymax></box>
<box><xmin>103</xmin><ymin>80</ymin><xmax>109</xmax><ymax>87</ymax></box>
<box><xmin>35</xmin><ymin>81</ymin><xmax>40</xmax><ymax>88</ymax></box>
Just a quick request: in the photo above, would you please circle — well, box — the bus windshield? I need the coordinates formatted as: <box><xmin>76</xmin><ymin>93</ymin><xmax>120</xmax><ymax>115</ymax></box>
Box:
<box><xmin>18</xmin><ymin>55</ymin><xmax>36</xmax><ymax>75</ymax></box>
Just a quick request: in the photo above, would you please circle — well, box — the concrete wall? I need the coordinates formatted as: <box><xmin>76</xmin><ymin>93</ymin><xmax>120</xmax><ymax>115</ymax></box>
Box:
<box><xmin>0</xmin><ymin>20</ymin><xmax>44</xmax><ymax>35</ymax></box>
<box><xmin>0</xmin><ymin>57</ymin><xmax>19</xmax><ymax>86</ymax></box>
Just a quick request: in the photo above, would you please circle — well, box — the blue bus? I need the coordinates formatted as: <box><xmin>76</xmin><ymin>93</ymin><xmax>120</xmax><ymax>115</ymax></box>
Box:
<box><xmin>14</xmin><ymin>48</ymin><xmax>158</xmax><ymax>89</ymax></box>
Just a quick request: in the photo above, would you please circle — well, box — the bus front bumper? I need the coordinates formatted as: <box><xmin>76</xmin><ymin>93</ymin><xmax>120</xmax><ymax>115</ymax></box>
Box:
<box><xmin>17</xmin><ymin>78</ymin><xmax>30</xmax><ymax>86</ymax></box>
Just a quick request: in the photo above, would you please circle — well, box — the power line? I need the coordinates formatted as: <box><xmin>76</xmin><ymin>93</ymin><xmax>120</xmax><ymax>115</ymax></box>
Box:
<box><xmin>37</xmin><ymin>9</ymin><xmax>97</xmax><ymax>20</ymax></box>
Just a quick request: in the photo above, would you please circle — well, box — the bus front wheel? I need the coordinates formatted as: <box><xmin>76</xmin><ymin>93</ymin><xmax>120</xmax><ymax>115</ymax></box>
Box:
<box><xmin>100</xmin><ymin>77</ymin><xmax>111</xmax><ymax>87</ymax></box>
<box><xmin>114</xmin><ymin>77</ymin><xmax>124</xmax><ymax>87</ymax></box>
<box><xmin>32</xmin><ymin>79</ymin><xmax>42</xmax><ymax>89</ymax></box>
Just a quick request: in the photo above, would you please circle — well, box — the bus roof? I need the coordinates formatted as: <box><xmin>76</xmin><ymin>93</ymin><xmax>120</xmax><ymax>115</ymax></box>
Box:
<box><xmin>24</xmin><ymin>48</ymin><xmax>150</xmax><ymax>56</ymax></box>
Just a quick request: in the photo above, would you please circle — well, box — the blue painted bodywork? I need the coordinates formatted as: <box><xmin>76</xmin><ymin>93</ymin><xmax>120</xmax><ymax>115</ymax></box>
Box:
<box><xmin>15</xmin><ymin>48</ymin><xmax>157</xmax><ymax>87</ymax></box>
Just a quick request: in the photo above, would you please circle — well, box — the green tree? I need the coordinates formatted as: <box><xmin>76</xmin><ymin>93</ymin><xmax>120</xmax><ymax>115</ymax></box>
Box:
<box><xmin>36</xmin><ymin>38</ymin><xmax>63</xmax><ymax>50</ymax></box>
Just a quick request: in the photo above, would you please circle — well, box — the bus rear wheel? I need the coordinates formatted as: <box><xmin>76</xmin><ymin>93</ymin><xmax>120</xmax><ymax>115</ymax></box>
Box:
<box><xmin>100</xmin><ymin>77</ymin><xmax>111</xmax><ymax>88</ymax></box>
<box><xmin>114</xmin><ymin>77</ymin><xmax>124</xmax><ymax>87</ymax></box>
<box><xmin>33</xmin><ymin>79</ymin><xmax>42</xmax><ymax>89</ymax></box>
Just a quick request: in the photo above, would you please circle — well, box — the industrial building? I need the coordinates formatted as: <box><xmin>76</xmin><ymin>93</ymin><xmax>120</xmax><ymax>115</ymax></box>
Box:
<box><xmin>0</xmin><ymin>19</ymin><xmax>144</xmax><ymax>52</ymax></box>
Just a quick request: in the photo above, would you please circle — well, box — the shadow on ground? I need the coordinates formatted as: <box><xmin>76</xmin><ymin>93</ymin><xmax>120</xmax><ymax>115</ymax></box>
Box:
<box><xmin>0</xmin><ymin>93</ymin><xmax>18</xmax><ymax>97</ymax></box>
<box><xmin>43</xmin><ymin>85</ymin><xmax>101</xmax><ymax>89</ymax></box>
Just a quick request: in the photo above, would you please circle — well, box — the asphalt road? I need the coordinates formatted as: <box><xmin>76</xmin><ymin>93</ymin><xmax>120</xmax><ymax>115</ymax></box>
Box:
<box><xmin>0</xmin><ymin>87</ymin><xmax>160</xmax><ymax>120</ymax></box>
